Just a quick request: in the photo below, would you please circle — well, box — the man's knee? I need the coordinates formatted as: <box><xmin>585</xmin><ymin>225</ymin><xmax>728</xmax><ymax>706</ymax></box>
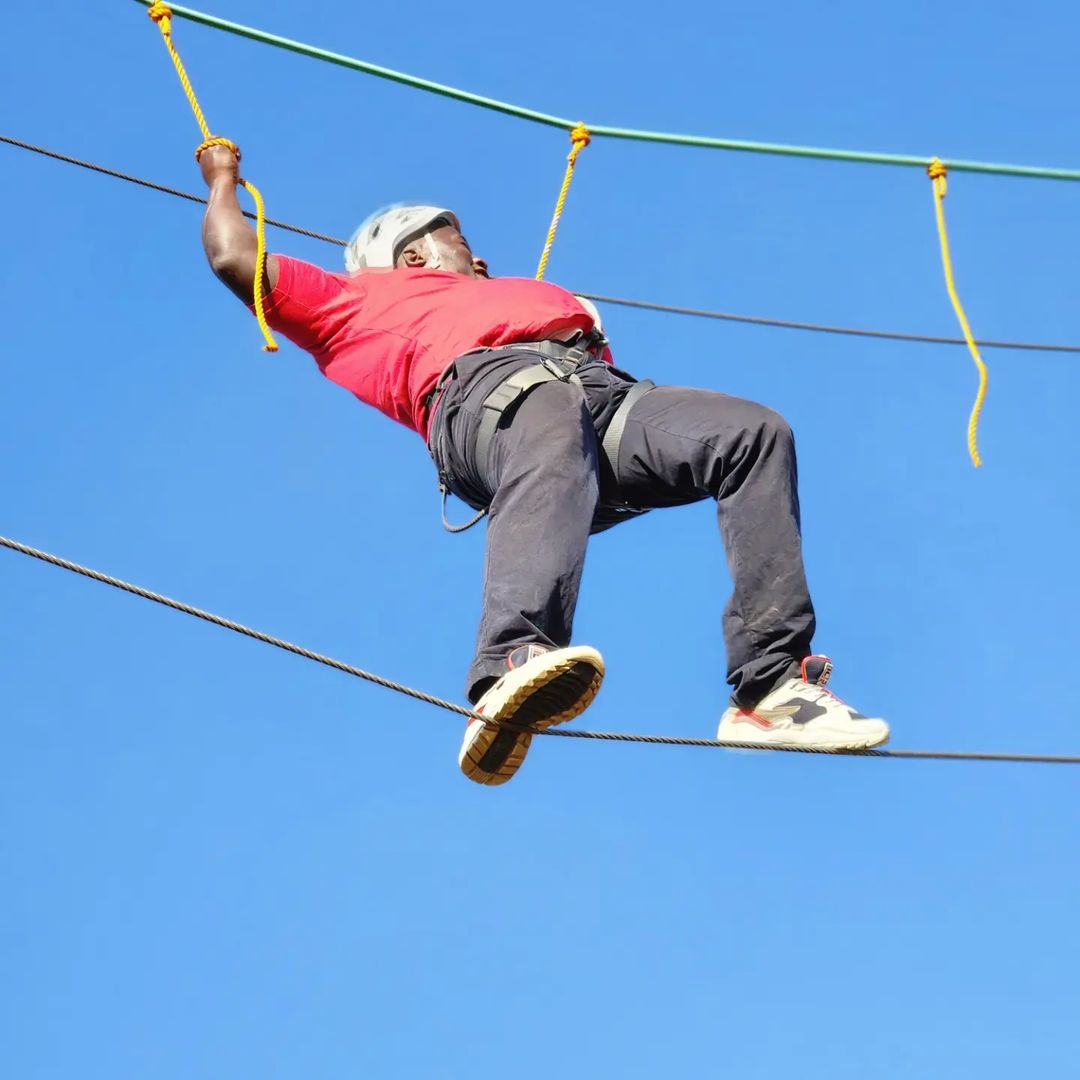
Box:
<box><xmin>717</xmin><ymin>397</ymin><xmax>791</xmax><ymax>448</ymax></box>
<box><xmin>710</xmin><ymin>400</ymin><xmax>795</xmax><ymax>487</ymax></box>
<box><xmin>754</xmin><ymin>404</ymin><xmax>793</xmax><ymax>450</ymax></box>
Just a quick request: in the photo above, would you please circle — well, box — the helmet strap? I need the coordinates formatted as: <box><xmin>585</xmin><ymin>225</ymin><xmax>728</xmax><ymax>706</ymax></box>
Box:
<box><xmin>423</xmin><ymin>233</ymin><xmax>443</xmax><ymax>270</ymax></box>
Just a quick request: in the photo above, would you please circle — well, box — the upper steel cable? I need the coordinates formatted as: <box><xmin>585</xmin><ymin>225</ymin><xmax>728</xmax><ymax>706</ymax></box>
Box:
<box><xmin>4</xmin><ymin>134</ymin><xmax>1079</xmax><ymax>356</ymax></box>
<box><xmin>3</xmin><ymin>533</ymin><xmax>1078</xmax><ymax>766</ymax></box>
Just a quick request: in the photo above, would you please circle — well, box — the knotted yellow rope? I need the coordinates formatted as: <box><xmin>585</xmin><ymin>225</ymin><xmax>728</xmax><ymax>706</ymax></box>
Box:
<box><xmin>147</xmin><ymin>2</ymin><xmax>277</xmax><ymax>352</ymax></box>
<box><xmin>928</xmin><ymin>157</ymin><xmax>986</xmax><ymax>467</ymax></box>
<box><xmin>535</xmin><ymin>122</ymin><xmax>591</xmax><ymax>280</ymax></box>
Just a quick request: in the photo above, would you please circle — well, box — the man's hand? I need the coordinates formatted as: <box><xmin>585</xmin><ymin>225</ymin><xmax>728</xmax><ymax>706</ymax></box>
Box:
<box><xmin>199</xmin><ymin>143</ymin><xmax>240</xmax><ymax>188</ymax></box>
<box><xmin>198</xmin><ymin>143</ymin><xmax>277</xmax><ymax>302</ymax></box>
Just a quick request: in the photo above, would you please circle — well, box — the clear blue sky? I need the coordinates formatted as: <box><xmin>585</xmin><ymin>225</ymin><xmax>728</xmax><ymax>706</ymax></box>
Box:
<box><xmin>3</xmin><ymin>1</ymin><xmax>1079</xmax><ymax>1076</ymax></box>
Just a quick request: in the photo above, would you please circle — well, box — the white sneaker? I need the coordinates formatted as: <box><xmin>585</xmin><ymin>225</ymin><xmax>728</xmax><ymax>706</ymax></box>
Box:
<box><xmin>460</xmin><ymin>644</ymin><xmax>604</xmax><ymax>786</ymax></box>
<box><xmin>717</xmin><ymin>655</ymin><xmax>889</xmax><ymax>750</ymax></box>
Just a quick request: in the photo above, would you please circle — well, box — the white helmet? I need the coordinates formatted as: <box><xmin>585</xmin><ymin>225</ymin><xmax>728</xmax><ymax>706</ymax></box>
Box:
<box><xmin>344</xmin><ymin>204</ymin><xmax>460</xmax><ymax>271</ymax></box>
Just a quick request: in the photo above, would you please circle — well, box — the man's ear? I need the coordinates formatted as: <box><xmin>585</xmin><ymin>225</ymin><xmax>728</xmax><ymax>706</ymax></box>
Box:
<box><xmin>398</xmin><ymin>244</ymin><xmax>427</xmax><ymax>268</ymax></box>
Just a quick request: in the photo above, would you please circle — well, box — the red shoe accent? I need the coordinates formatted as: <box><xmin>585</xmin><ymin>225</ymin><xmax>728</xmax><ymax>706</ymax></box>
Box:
<box><xmin>735</xmin><ymin>707</ymin><xmax>775</xmax><ymax>730</ymax></box>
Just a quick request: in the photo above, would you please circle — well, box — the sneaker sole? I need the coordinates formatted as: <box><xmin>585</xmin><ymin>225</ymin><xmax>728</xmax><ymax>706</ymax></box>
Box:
<box><xmin>461</xmin><ymin>654</ymin><xmax>604</xmax><ymax>786</ymax></box>
<box><xmin>717</xmin><ymin>721</ymin><xmax>891</xmax><ymax>752</ymax></box>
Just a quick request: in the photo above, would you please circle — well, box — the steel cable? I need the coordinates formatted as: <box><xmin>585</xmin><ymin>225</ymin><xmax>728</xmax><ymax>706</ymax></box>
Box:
<box><xmin>4</xmin><ymin>534</ymin><xmax>1078</xmax><ymax>766</ymax></box>
<box><xmin>0</xmin><ymin>135</ymin><xmax>344</xmax><ymax>245</ymax></box>
<box><xmin>5</xmin><ymin>132</ymin><xmax>1080</xmax><ymax>356</ymax></box>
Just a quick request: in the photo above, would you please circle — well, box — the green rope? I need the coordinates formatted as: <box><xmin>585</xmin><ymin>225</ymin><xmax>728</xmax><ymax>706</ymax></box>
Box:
<box><xmin>135</xmin><ymin>0</ymin><xmax>567</xmax><ymax>130</ymax></box>
<box><xmin>133</xmin><ymin>0</ymin><xmax>1080</xmax><ymax>182</ymax></box>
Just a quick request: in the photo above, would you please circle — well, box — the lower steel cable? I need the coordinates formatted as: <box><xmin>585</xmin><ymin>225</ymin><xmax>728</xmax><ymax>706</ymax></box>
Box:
<box><xmin>3</xmin><ymin>533</ymin><xmax>1078</xmax><ymax>765</ymax></box>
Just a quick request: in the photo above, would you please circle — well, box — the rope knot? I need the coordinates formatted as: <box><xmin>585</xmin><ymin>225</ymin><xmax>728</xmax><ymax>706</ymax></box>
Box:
<box><xmin>147</xmin><ymin>2</ymin><xmax>172</xmax><ymax>26</ymax></box>
<box><xmin>195</xmin><ymin>136</ymin><xmax>241</xmax><ymax>162</ymax></box>
<box><xmin>569</xmin><ymin>121</ymin><xmax>591</xmax><ymax>152</ymax></box>
<box><xmin>928</xmin><ymin>157</ymin><xmax>948</xmax><ymax>182</ymax></box>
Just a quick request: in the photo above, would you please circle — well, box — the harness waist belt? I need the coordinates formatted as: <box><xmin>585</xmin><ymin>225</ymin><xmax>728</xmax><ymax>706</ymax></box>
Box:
<box><xmin>501</xmin><ymin>336</ymin><xmax>604</xmax><ymax>365</ymax></box>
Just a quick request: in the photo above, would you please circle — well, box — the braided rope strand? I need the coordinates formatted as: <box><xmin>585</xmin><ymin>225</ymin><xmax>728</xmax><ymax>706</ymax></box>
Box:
<box><xmin>147</xmin><ymin>2</ymin><xmax>278</xmax><ymax>352</ymax></box>
<box><xmin>147</xmin><ymin>2</ymin><xmax>212</xmax><ymax>140</ymax></box>
<box><xmin>536</xmin><ymin>123</ymin><xmax>591</xmax><ymax>280</ymax></box>
<box><xmin>238</xmin><ymin>177</ymin><xmax>278</xmax><ymax>352</ymax></box>
<box><xmin>928</xmin><ymin>158</ymin><xmax>988</xmax><ymax>467</ymax></box>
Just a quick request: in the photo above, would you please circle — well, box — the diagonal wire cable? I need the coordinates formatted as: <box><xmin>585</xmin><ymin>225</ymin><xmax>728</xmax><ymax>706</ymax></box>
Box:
<box><xmin>129</xmin><ymin>0</ymin><xmax>1080</xmax><ymax>183</ymax></box>
<box><xmin>4</xmin><ymin>533</ymin><xmax>1079</xmax><ymax>766</ymax></box>
<box><xmin>5</xmin><ymin>133</ymin><xmax>1080</xmax><ymax>356</ymax></box>
<box><xmin>574</xmin><ymin>293</ymin><xmax>1080</xmax><ymax>355</ymax></box>
<box><xmin>0</xmin><ymin>135</ymin><xmax>343</xmax><ymax>245</ymax></box>
<box><xmin>0</xmin><ymin>533</ymin><xmax>474</xmax><ymax>718</ymax></box>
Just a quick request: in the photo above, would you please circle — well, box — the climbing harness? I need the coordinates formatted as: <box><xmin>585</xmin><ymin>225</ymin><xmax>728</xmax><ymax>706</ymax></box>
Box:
<box><xmin>428</xmin><ymin>337</ymin><xmax>656</xmax><ymax>534</ymax></box>
<box><xmin>928</xmin><ymin>158</ymin><xmax>988</xmax><ymax>468</ymax></box>
<box><xmin>536</xmin><ymin>123</ymin><xmax>591</xmax><ymax>280</ymax></box>
<box><xmin>145</xmin><ymin>2</ymin><xmax>278</xmax><ymax>352</ymax></box>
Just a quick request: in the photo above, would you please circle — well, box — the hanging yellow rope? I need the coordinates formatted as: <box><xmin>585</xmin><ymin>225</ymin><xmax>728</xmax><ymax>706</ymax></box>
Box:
<box><xmin>146</xmin><ymin>2</ymin><xmax>278</xmax><ymax>352</ymax></box>
<box><xmin>535</xmin><ymin>122</ymin><xmax>591</xmax><ymax>280</ymax></box>
<box><xmin>928</xmin><ymin>158</ymin><xmax>986</xmax><ymax>467</ymax></box>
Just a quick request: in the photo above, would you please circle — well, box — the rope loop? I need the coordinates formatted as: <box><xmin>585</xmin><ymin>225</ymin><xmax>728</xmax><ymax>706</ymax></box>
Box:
<box><xmin>195</xmin><ymin>136</ymin><xmax>240</xmax><ymax>162</ymax></box>
<box><xmin>535</xmin><ymin>121</ymin><xmax>591</xmax><ymax>280</ymax></box>
<box><xmin>927</xmin><ymin>155</ymin><xmax>986</xmax><ymax>467</ymax></box>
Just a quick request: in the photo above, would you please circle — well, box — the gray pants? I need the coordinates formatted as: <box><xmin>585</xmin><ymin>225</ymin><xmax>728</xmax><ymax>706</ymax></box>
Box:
<box><xmin>426</xmin><ymin>347</ymin><xmax>815</xmax><ymax>706</ymax></box>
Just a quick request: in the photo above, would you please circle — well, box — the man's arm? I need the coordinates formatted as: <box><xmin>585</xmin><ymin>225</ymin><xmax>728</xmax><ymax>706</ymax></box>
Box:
<box><xmin>199</xmin><ymin>144</ymin><xmax>279</xmax><ymax>303</ymax></box>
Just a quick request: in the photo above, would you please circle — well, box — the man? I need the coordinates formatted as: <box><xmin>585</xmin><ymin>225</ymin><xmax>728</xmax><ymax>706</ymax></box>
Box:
<box><xmin>198</xmin><ymin>145</ymin><xmax>890</xmax><ymax>786</ymax></box>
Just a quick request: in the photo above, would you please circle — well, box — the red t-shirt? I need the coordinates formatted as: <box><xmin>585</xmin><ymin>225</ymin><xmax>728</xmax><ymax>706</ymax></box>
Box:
<box><xmin>253</xmin><ymin>256</ymin><xmax>610</xmax><ymax>438</ymax></box>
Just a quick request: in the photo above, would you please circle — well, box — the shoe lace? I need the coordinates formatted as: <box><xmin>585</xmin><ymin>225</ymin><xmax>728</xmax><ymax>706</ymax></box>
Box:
<box><xmin>797</xmin><ymin>680</ymin><xmax>851</xmax><ymax>711</ymax></box>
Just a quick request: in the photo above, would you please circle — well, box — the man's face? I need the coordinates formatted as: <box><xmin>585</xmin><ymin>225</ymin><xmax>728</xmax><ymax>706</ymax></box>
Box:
<box><xmin>397</xmin><ymin>219</ymin><xmax>489</xmax><ymax>278</ymax></box>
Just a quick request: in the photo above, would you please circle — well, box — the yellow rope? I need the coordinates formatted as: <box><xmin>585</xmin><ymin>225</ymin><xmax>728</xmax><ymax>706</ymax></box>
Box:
<box><xmin>928</xmin><ymin>158</ymin><xmax>986</xmax><ymax>467</ymax></box>
<box><xmin>147</xmin><ymin>2</ymin><xmax>278</xmax><ymax>352</ymax></box>
<box><xmin>535</xmin><ymin>122</ymin><xmax>591</xmax><ymax>280</ymax></box>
